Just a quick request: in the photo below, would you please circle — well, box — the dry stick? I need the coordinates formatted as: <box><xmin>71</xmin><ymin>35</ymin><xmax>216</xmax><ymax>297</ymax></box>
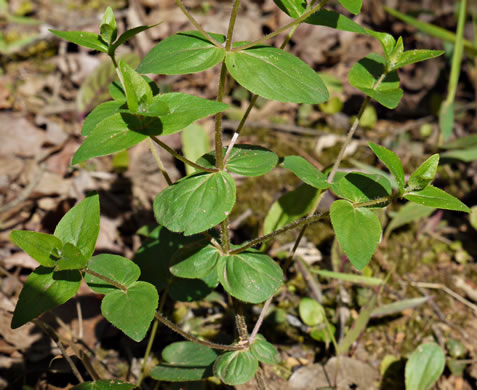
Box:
<box><xmin>174</xmin><ymin>0</ymin><xmax>224</xmax><ymax>48</ymax></box>
<box><xmin>34</xmin><ymin>319</ymin><xmax>85</xmax><ymax>384</ymax></box>
<box><xmin>150</xmin><ymin>135</ymin><xmax>218</xmax><ymax>173</ymax></box>
<box><xmin>147</xmin><ymin>138</ymin><xmax>173</xmax><ymax>185</ymax></box>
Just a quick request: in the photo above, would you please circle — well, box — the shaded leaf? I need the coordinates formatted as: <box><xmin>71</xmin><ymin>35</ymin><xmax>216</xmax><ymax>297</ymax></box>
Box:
<box><xmin>439</xmin><ymin>102</ymin><xmax>454</xmax><ymax>141</ymax></box>
<box><xmin>119</xmin><ymin>60</ymin><xmax>153</xmax><ymax>113</ymax></box>
<box><xmin>405</xmin><ymin>343</ymin><xmax>445</xmax><ymax>390</ymax></box>
<box><xmin>441</xmin><ymin>147</ymin><xmax>477</xmax><ymax>162</ymax></box>
<box><xmin>138</xmin><ymin>31</ymin><xmax>226</xmax><ymax>75</ymax></box>
<box><xmin>368</xmin><ymin>142</ymin><xmax>405</xmax><ymax>194</ymax></box>
<box><xmin>169</xmin><ymin>272</ymin><xmax>218</xmax><ymax>302</ymax></box>
<box><xmin>111</xmin><ymin>24</ymin><xmax>159</xmax><ymax>52</ymax></box>
<box><xmin>214</xmin><ymin>350</ymin><xmax>258</xmax><ymax>386</ymax></box>
<box><xmin>217</xmin><ymin>251</ymin><xmax>283</xmax><ymax>303</ymax></box>
<box><xmin>163</xmin><ymin>341</ymin><xmax>218</xmax><ymax>366</ymax></box>
<box><xmin>273</xmin><ymin>0</ymin><xmax>306</xmax><ymax>18</ymax></box>
<box><xmin>332</xmin><ymin>172</ymin><xmax>391</xmax><ymax>205</ymax></box>
<box><xmin>10</xmin><ymin>231</ymin><xmax>62</xmax><ymax>267</ymax></box>
<box><xmin>12</xmin><ymin>266</ymin><xmax>81</xmax><ymax>328</ymax></box>
<box><xmin>330</xmin><ymin>200</ymin><xmax>382</xmax><ymax>270</ymax></box>
<box><xmin>54</xmin><ymin>192</ymin><xmax>100</xmax><ymax>260</ymax></box>
<box><xmin>263</xmin><ymin>184</ymin><xmax>321</xmax><ymax>235</ymax></box>
<box><xmin>306</xmin><ymin>9</ymin><xmax>366</xmax><ymax>33</ymax></box>
<box><xmin>225</xmin><ymin>45</ymin><xmax>328</xmax><ymax>104</ymax></box>
<box><xmin>404</xmin><ymin>186</ymin><xmax>470</xmax><ymax>213</ymax></box>
<box><xmin>154</xmin><ymin>172</ymin><xmax>236</xmax><ymax>235</ymax></box>
<box><xmin>283</xmin><ymin>155</ymin><xmax>329</xmax><ymax>190</ymax></box>
<box><xmin>250</xmin><ymin>334</ymin><xmax>281</xmax><ymax>365</ymax></box>
<box><xmin>348</xmin><ymin>53</ymin><xmax>403</xmax><ymax>108</ymax></box>
<box><xmin>385</xmin><ymin>202</ymin><xmax>435</xmax><ymax>236</ymax></box>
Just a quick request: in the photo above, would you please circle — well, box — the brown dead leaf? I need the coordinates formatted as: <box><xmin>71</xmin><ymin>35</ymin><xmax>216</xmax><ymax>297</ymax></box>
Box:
<box><xmin>0</xmin><ymin>114</ymin><xmax>47</xmax><ymax>157</ymax></box>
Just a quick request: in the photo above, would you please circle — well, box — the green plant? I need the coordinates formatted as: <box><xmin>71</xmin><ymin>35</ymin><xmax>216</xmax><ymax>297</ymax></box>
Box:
<box><xmin>9</xmin><ymin>1</ymin><xmax>470</xmax><ymax>388</ymax></box>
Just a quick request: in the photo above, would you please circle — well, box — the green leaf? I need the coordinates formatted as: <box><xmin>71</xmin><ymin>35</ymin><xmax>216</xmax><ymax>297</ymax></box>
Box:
<box><xmin>371</xmin><ymin>297</ymin><xmax>428</xmax><ymax>318</ymax></box>
<box><xmin>72</xmin><ymin>380</ymin><xmax>136</xmax><ymax>390</ymax></box>
<box><xmin>170</xmin><ymin>243</ymin><xmax>220</xmax><ymax>279</ymax></box>
<box><xmin>108</xmin><ymin>75</ymin><xmax>159</xmax><ymax>102</ymax></box>
<box><xmin>154</xmin><ymin>172</ymin><xmax>236</xmax><ymax>235</ymax></box>
<box><xmin>137</xmin><ymin>31</ymin><xmax>226</xmax><ymax>75</ymax></box>
<box><xmin>82</xmin><ymin>100</ymin><xmax>124</xmax><ymax>136</ymax></box>
<box><xmin>348</xmin><ymin>53</ymin><xmax>403</xmax><ymax>108</ymax></box>
<box><xmin>11</xmin><ymin>266</ymin><xmax>81</xmax><ymax>328</ymax></box>
<box><xmin>250</xmin><ymin>334</ymin><xmax>281</xmax><ymax>365</ymax></box>
<box><xmin>310</xmin><ymin>323</ymin><xmax>336</xmax><ymax>344</ymax></box>
<box><xmin>111</xmin><ymin>24</ymin><xmax>159</xmax><ymax>52</ymax></box>
<box><xmin>407</xmin><ymin>154</ymin><xmax>439</xmax><ymax>191</ymax></box>
<box><xmin>76</xmin><ymin>53</ymin><xmax>139</xmax><ymax>114</ymax></box>
<box><xmin>49</xmin><ymin>30</ymin><xmax>108</xmax><ymax>53</ymax></box>
<box><xmin>405</xmin><ymin>343</ymin><xmax>445</xmax><ymax>390</ymax></box>
<box><xmin>154</xmin><ymin>93</ymin><xmax>228</xmax><ymax>135</ymax></box>
<box><xmin>133</xmin><ymin>226</ymin><xmax>201</xmax><ymax>292</ymax></box>
<box><xmin>404</xmin><ymin>186</ymin><xmax>470</xmax><ymax>213</ymax></box>
<box><xmin>299</xmin><ymin>297</ymin><xmax>325</xmax><ymax>326</ymax></box>
<box><xmin>385</xmin><ymin>202</ymin><xmax>435</xmax><ymax>237</ymax></box>
<box><xmin>338</xmin><ymin>0</ymin><xmax>362</xmax><ymax>15</ymax></box>
<box><xmin>182</xmin><ymin>123</ymin><xmax>210</xmax><ymax>175</ymax></box>
<box><xmin>10</xmin><ymin>231</ymin><xmax>62</xmax><ymax>267</ymax></box>
<box><xmin>368</xmin><ymin>142</ymin><xmax>405</xmax><ymax>194</ymax></box>
<box><xmin>441</xmin><ymin>135</ymin><xmax>477</xmax><ymax>150</ymax></box>
<box><xmin>162</xmin><ymin>341</ymin><xmax>218</xmax><ymax>366</ymax></box>
<box><xmin>54</xmin><ymin>192</ymin><xmax>100</xmax><ymax>260</ymax></box>
<box><xmin>390</xmin><ymin>49</ymin><xmax>444</xmax><ymax>72</ymax></box>
<box><xmin>198</xmin><ymin>145</ymin><xmax>279</xmax><ymax>176</ymax></box>
<box><xmin>306</xmin><ymin>9</ymin><xmax>366</xmax><ymax>34</ymax></box>
<box><xmin>283</xmin><ymin>156</ymin><xmax>329</xmax><ymax>189</ymax></box>
<box><xmin>119</xmin><ymin>60</ymin><xmax>153</xmax><ymax>114</ymax></box>
<box><xmin>72</xmin><ymin>113</ymin><xmax>152</xmax><ymax>164</ymax></box>
<box><xmin>273</xmin><ymin>0</ymin><xmax>306</xmax><ymax>18</ymax></box>
<box><xmin>85</xmin><ymin>254</ymin><xmax>140</xmax><ymax>294</ymax></box>
<box><xmin>225</xmin><ymin>45</ymin><xmax>328</xmax><ymax>104</ymax></box>
<box><xmin>313</xmin><ymin>269</ymin><xmax>383</xmax><ymax>286</ymax></box>
<box><xmin>216</xmin><ymin>251</ymin><xmax>283</xmax><ymax>304</ymax></box>
<box><xmin>366</xmin><ymin>30</ymin><xmax>396</xmax><ymax>60</ymax></box>
<box><xmin>330</xmin><ymin>200</ymin><xmax>382</xmax><ymax>270</ymax></box>
<box><xmin>101</xmin><ymin>281</ymin><xmax>158</xmax><ymax>342</ymax></box>
<box><xmin>263</xmin><ymin>183</ymin><xmax>321</xmax><ymax>235</ymax></box>
<box><xmin>214</xmin><ymin>350</ymin><xmax>258</xmax><ymax>386</ymax></box>
<box><xmin>100</xmin><ymin>7</ymin><xmax>117</xmax><ymax>45</ymax></box>
<box><xmin>332</xmin><ymin>172</ymin><xmax>391</xmax><ymax>205</ymax></box>
<box><xmin>55</xmin><ymin>243</ymin><xmax>88</xmax><ymax>271</ymax></box>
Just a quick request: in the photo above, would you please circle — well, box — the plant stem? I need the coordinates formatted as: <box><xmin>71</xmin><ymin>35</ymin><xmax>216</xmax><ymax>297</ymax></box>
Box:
<box><xmin>327</xmin><ymin>72</ymin><xmax>386</xmax><ymax>183</ymax></box>
<box><xmin>232</xmin><ymin>0</ymin><xmax>328</xmax><ymax>52</ymax></box>
<box><xmin>150</xmin><ymin>135</ymin><xmax>218</xmax><ymax>173</ymax></box>
<box><xmin>225</xmin><ymin>0</ymin><xmax>241</xmax><ymax>51</ymax></box>
<box><xmin>137</xmin><ymin>288</ymin><xmax>169</xmax><ymax>387</ymax></box>
<box><xmin>234</xmin><ymin>299</ymin><xmax>249</xmax><ymax>345</ymax></box>
<box><xmin>147</xmin><ymin>138</ymin><xmax>173</xmax><ymax>185</ymax></box>
<box><xmin>174</xmin><ymin>0</ymin><xmax>224</xmax><ymax>48</ymax></box>
<box><xmin>229</xmin><ymin>212</ymin><xmax>326</xmax><ymax>254</ymax></box>
<box><xmin>249</xmin><ymin>297</ymin><xmax>272</xmax><ymax>345</ymax></box>
<box><xmin>84</xmin><ymin>268</ymin><xmax>128</xmax><ymax>292</ymax></box>
<box><xmin>34</xmin><ymin>320</ymin><xmax>85</xmax><ymax>383</ymax></box>
<box><xmin>215</xmin><ymin>63</ymin><xmax>228</xmax><ymax>170</ymax></box>
<box><xmin>255</xmin><ymin>366</ymin><xmax>268</xmax><ymax>390</ymax></box>
<box><xmin>154</xmin><ymin>312</ymin><xmax>246</xmax><ymax>351</ymax></box>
